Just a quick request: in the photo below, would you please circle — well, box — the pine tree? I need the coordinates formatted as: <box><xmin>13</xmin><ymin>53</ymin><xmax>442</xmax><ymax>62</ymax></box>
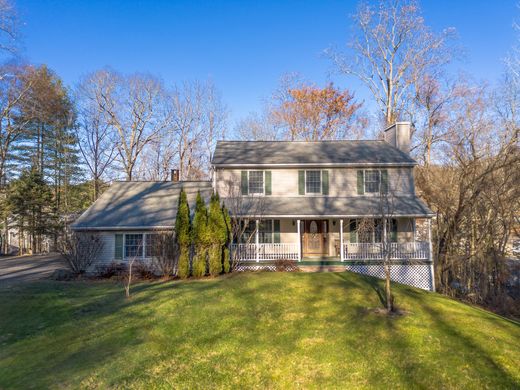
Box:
<box><xmin>222</xmin><ymin>204</ymin><xmax>232</xmax><ymax>273</ymax></box>
<box><xmin>191</xmin><ymin>191</ymin><xmax>208</xmax><ymax>277</ymax></box>
<box><xmin>175</xmin><ymin>188</ymin><xmax>191</xmax><ymax>279</ymax></box>
<box><xmin>208</xmin><ymin>192</ymin><xmax>227</xmax><ymax>276</ymax></box>
<box><xmin>7</xmin><ymin>169</ymin><xmax>53</xmax><ymax>254</ymax></box>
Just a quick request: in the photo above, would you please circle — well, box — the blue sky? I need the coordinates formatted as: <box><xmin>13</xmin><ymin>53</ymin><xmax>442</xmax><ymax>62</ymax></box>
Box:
<box><xmin>16</xmin><ymin>0</ymin><xmax>518</xmax><ymax>125</ymax></box>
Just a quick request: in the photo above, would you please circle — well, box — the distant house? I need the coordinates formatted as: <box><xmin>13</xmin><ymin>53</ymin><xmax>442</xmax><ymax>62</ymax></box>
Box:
<box><xmin>72</xmin><ymin>123</ymin><xmax>435</xmax><ymax>290</ymax></box>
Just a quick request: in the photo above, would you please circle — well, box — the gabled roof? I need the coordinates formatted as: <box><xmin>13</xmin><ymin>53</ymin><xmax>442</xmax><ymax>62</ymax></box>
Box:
<box><xmin>212</xmin><ymin>140</ymin><xmax>416</xmax><ymax>167</ymax></box>
<box><xmin>221</xmin><ymin>196</ymin><xmax>434</xmax><ymax>218</ymax></box>
<box><xmin>71</xmin><ymin>181</ymin><xmax>212</xmax><ymax>230</ymax></box>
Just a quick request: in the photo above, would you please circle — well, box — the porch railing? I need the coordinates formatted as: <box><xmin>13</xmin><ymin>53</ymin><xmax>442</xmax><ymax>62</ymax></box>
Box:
<box><xmin>231</xmin><ymin>243</ymin><xmax>299</xmax><ymax>261</ymax></box>
<box><xmin>343</xmin><ymin>241</ymin><xmax>429</xmax><ymax>260</ymax></box>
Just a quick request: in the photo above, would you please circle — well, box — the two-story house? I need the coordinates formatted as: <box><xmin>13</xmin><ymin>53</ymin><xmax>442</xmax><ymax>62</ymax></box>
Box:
<box><xmin>72</xmin><ymin>123</ymin><xmax>435</xmax><ymax>290</ymax></box>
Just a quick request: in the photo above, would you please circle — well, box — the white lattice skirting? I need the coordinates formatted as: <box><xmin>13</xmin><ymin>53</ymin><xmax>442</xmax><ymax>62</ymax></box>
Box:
<box><xmin>345</xmin><ymin>264</ymin><xmax>434</xmax><ymax>291</ymax></box>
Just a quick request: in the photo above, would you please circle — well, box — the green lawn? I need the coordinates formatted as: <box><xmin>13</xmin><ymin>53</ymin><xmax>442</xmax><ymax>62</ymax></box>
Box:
<box><xmin>0</xmin><ymin>272</ymin><xmax>519</xmax><ymax>389</ymax></box>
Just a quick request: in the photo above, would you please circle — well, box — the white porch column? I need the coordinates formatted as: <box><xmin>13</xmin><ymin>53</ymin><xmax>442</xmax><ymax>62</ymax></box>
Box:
<box><xmin>340</xmin><ymin>219</ymin><xmax>344</xmax><ymax>262</ymax></box>
<box><xmin>255</xmin><ymin>219</ymin><xmax>260</xmax><ymax>263</ymax></box>
<box><xmin>428</xmin><ymin>218</ymin><xmax>436</xmax><ymax>292</ymax></box>
<box><xmin>296</xmin><ymin>219</ymin><xmax>301</xmax><ymax>262</ymax></box>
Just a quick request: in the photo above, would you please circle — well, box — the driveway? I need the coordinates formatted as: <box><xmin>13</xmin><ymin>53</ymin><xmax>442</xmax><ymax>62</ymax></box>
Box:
<box><xmin>0</xmin><ymin>253</ymin><xmax>67</xmax><ymax>286</ymax></box>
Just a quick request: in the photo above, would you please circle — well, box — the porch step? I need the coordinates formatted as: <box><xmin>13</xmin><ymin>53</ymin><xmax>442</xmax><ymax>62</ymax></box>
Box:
<box><xmin>299</xmin><ymin>265</ymin><xmax>347</xmax><ymax>272</ymax></box>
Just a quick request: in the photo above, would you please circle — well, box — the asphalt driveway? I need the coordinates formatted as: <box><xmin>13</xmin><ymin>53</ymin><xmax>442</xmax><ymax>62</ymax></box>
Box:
<box><xmin>0</xmin><ymin>253</ymin><xmax>67</xmax><ymax>286</ymax></box>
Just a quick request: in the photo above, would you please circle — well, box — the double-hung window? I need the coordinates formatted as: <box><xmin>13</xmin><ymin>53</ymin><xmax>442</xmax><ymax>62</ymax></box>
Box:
<box><xmin>248</xmin><ymin>171</ymin><xmax>264</xmax><ymax>194</ymax></box>
<box><xmin>259</xmin><ymin>220</ymin><xmax>273</xmax><ymax>244</ymax></box>
<box><xmin>125</xmin><ymin>234</ymin><xmax>143</xmax><ymax>258</ymax></box>
<box><xmin>364</xmin><ymin>170</ymin><xmax>381</xmax><ymax>193</ymax></box>
<box><xmin>305</xmin><ymin>170</ymin><xmax>322</xmax><ymax>194</ymax></box>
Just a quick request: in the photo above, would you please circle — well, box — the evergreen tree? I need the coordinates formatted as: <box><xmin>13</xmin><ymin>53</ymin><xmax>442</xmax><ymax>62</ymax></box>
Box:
<box><xmin>175</xmin><ymin>188</ymin><xmax>191</xmax><ymax>279</ymax></box>
<box><xmin>207</xmin><ymin>192</ymin><xmax>227</xmax><ymax>276</ymax></box>
<box><xmin>191</xmin><ymin>191</ymin><xmax>208</xmax><ymax>277</ymax></box>
<box><xmin>222</xmin><ymin>204</ymin><xmax>232</xmax><ymax>273</ymax></box>
<box><xmin>7</xmin><ymin>169</ymin><xmax>53</xmax><ymax>254</ymax></box>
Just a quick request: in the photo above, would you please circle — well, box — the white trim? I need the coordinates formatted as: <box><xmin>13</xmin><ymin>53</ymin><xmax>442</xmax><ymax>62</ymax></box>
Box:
<box><xmin>340</xmin><ymin>219</ymin><xmax>344</xmax><ymax>262</ymax></box>
<box><xmin>255</xmin><ymin>219</ymin><xmax>260</xmax><ymax>262</ymax></box>
<box><xmin>72</xmin><ymin>226</ymin><xmax>174</xmax><ymax>231</ymax></box>
<box><xmin>297</xmin><ymin>219</ymin><xmax>301</xmax><ymax>262</ymax></box>
<box><xmin>232</xmin><ymin>214</ymin><xmax>435</xmax><ymax>219</ymax></box>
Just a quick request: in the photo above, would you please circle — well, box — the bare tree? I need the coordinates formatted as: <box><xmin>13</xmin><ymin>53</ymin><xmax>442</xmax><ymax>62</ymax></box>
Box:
<box><xmin>86</xmin><ymin>69</ymin><xmax>171</xmax><ymax>181</ymax></box>
<box><xmin>168</xmin><ymin>81</ymin><xmax>226</xmax><ymax>180</ymax></box>
<box><xmin>221</xmin><ymin>178</ymin><xmax>266</xmax><ymax>270</ymax></box>
<box><xmin>58</xmin><ymin>231</ymin><xmax>104</xmax><ymax>274</ymax></box>
<box><xmin>75</xmin><ymin>73</ymin><xmax>117</xmax><ymax>199</ymax></box>
<box><xmin>327</xmin><ymin>0</ymin><xmax>455</xmax><ymax>125</ymax></box>
<box><xmin>0</xmin><ymin>0</ymin><xmax>18</xmax><ymax>59</ymax></box>
<box><xmin>150</xmin><ymin>231</ymin><xmax>178</xmax><ymax>277</ymax></box>
<box><xmin>235</xmin><ymin>111</ymin><xmax>279</xmax><ymax>141</ymax></box>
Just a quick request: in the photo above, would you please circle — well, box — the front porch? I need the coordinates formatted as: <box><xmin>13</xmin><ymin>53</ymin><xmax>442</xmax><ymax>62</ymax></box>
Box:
<box><xmin>231</xmin><ymin>217</ymin><xmax>433</xmax><ymax>263</ymax></box>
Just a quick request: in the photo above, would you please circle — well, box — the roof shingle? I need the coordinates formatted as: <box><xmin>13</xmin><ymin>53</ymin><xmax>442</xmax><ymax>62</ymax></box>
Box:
<box><xmin>212</xmin><ymin>140</ymin><xmax>416</xmax><ymax>166</ymax></box>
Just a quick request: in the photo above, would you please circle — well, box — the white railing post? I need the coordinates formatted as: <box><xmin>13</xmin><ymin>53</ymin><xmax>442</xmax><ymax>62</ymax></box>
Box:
<box><xmin>296</xmin><ymin>219</ymin><xmax>301</xmax><ymax>262</ymax></box>
<box><xmin>340</xmin><ymin>219</ymin><xmax>344</xmax><ymax>262</ymax></box>
<box><xmin>428</xmin><ymin>218</ymin><xmax>436</xmax><ymax>291</ymax></box>
<box><xmin>255</xmin><ymin>220</ymin><xmax>260</xmax><ymax>263</ymax></box>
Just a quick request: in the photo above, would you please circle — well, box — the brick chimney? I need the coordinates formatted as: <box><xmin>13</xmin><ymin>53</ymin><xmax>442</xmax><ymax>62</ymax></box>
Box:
<box><xmin>171</xmin><ymin>169</ymin><xmax>180</xmax><ymax>182</ymax></box>
<box><xmin>384</xmin><ymin>122</ymin><xmax>411</xmax><ymax>154</ymax></box>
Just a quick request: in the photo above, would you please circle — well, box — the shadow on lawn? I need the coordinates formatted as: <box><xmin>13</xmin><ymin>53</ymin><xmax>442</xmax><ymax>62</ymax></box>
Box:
<box><xmin>405</xmin><ymin>291</ymin><xmax>520</xmax><ymax>388</ymax></box>
<box><xmin>0</xmin><ymin>278</ymin><xmax>231</xmax><ymax>388</ymax></box>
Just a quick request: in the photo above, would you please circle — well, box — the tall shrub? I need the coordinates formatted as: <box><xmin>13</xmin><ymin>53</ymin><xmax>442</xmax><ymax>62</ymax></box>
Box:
<box><xmin>175</xmin><ymin>188</ymin><xmax>191</xmax><ymax>279</ymax></box>
<box><xmin>222</xmin><ymin>204</ymin><xmax>232</xmax><ymax>273</ymax></box>
<box><xmin>191</xmin><ymin>191</ymin><xmax>208</xmax><ymax>277</ymax></box>
<box><xmin>208</xmin><ymin>192</ymin><xmax>227</xmax><ymax>276</ymax></box>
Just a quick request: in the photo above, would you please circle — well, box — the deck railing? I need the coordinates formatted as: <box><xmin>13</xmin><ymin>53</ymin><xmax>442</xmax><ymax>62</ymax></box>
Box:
<box><xmin>343</xmin><ymin>241</ymin><xmax>429</xmax><ymax>260</ymax></box>
<box><xmin>231</xmin><ymin>243</ymin><xmax>299</xmax><ymax>261</ymax></box>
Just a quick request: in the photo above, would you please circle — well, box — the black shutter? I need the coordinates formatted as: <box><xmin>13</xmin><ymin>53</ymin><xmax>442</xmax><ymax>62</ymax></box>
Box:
<box><xmin>322</xmin><ymin>170</ymin><xmax>329</xmax><ymax>195</ymax></box>
<box><xmin>357</xmin><ymin>170</ymin><xmax>364</xmax><ymax>195</ymax></box>
<box><xmin>273</xmin><ymin>220</ymin><xmax>280</xmax><ymax>243</ymax></box>
<box><xmin>241</xmin><ymin>171</ymin><xmax>248</xmax><ymax>195</ymax></box>
<box><xmin>265</xmin><ymin>171</ymin><xmax>272</xmax><ymax>195</ymax></box>
<box><xmin>381</xmin><ymin>170</ymin><xmax>388</xmax><ymax>193</ymax></box>
<box><xmin>298</xmin><ymin>170</ymin><xmax>305</xmax><ymax>195</ymax></box>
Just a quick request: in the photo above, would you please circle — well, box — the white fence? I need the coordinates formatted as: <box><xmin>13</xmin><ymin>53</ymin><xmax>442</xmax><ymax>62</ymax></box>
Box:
<box><xmin>231</xmin><ymin>243</ymin><xmax>299</xmax><ymax>261</ymax></box>
<box><xmin>343</xmin><ymin>241</ymin><xmax>429</xmax><ymax>260</ymax></box>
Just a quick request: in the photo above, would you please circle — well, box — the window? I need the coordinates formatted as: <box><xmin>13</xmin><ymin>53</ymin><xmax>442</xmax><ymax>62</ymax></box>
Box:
<box><xmin>364</xmin><ymin>170</ymin><xmax>381</xmax><ymax>193</ymax></box>
<box><xmin>259</xmin><ymin>220</ymin><xmax>273</xmax><ymax>243</ymax></box>
<box><xmin>353</xmin><ymin>218</ymin><xmax>397</xmax><ymax>243</ymax></box>
<box><xmin>239</xmin><ymin>220</ymin><xmax>256</xmax><ymax>243</ymax></box>
<box><xmin>305</xmin><ymin>170</ymin><xmax>321</xmax><ymax>194</ymax></box>
<box><xmin>238</xmin><ymin>220</ymin><xmax>278</xmax><ymax>243</ymax></box>
<box><xmin>248</xmin><ymin>171</ymin><xmax>264</xmax><ymax>194</ymax></box>
<box><xmin>145</xmin><ymin>233</ymin><xmax>158</xmax><ymax>258</ymax></box>
<box><xmin>125</xmin><ymin>234</ymin><xmax>143</xmax><ymax>258</ymax></box>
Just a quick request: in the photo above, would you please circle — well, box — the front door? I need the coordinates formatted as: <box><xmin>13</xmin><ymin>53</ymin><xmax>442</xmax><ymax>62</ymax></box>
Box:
<box><xmin>303</xmin><ymin>220</ymin><xmax>328</xmax><ymax>257</ymax></box>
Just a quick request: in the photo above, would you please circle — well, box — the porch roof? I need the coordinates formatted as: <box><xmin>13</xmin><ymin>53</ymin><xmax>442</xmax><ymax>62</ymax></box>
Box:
<box><xmin>221</xmin><ymin>195</ymin><xmax>434</xmax><ymax>218</ymax></box>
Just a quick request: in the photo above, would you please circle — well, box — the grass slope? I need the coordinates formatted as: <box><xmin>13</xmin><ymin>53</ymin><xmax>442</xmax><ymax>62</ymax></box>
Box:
<box><xmin>0</xmin><ymin>272</ymin><xmax>519</xmax><ymax>389</ymax></box>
